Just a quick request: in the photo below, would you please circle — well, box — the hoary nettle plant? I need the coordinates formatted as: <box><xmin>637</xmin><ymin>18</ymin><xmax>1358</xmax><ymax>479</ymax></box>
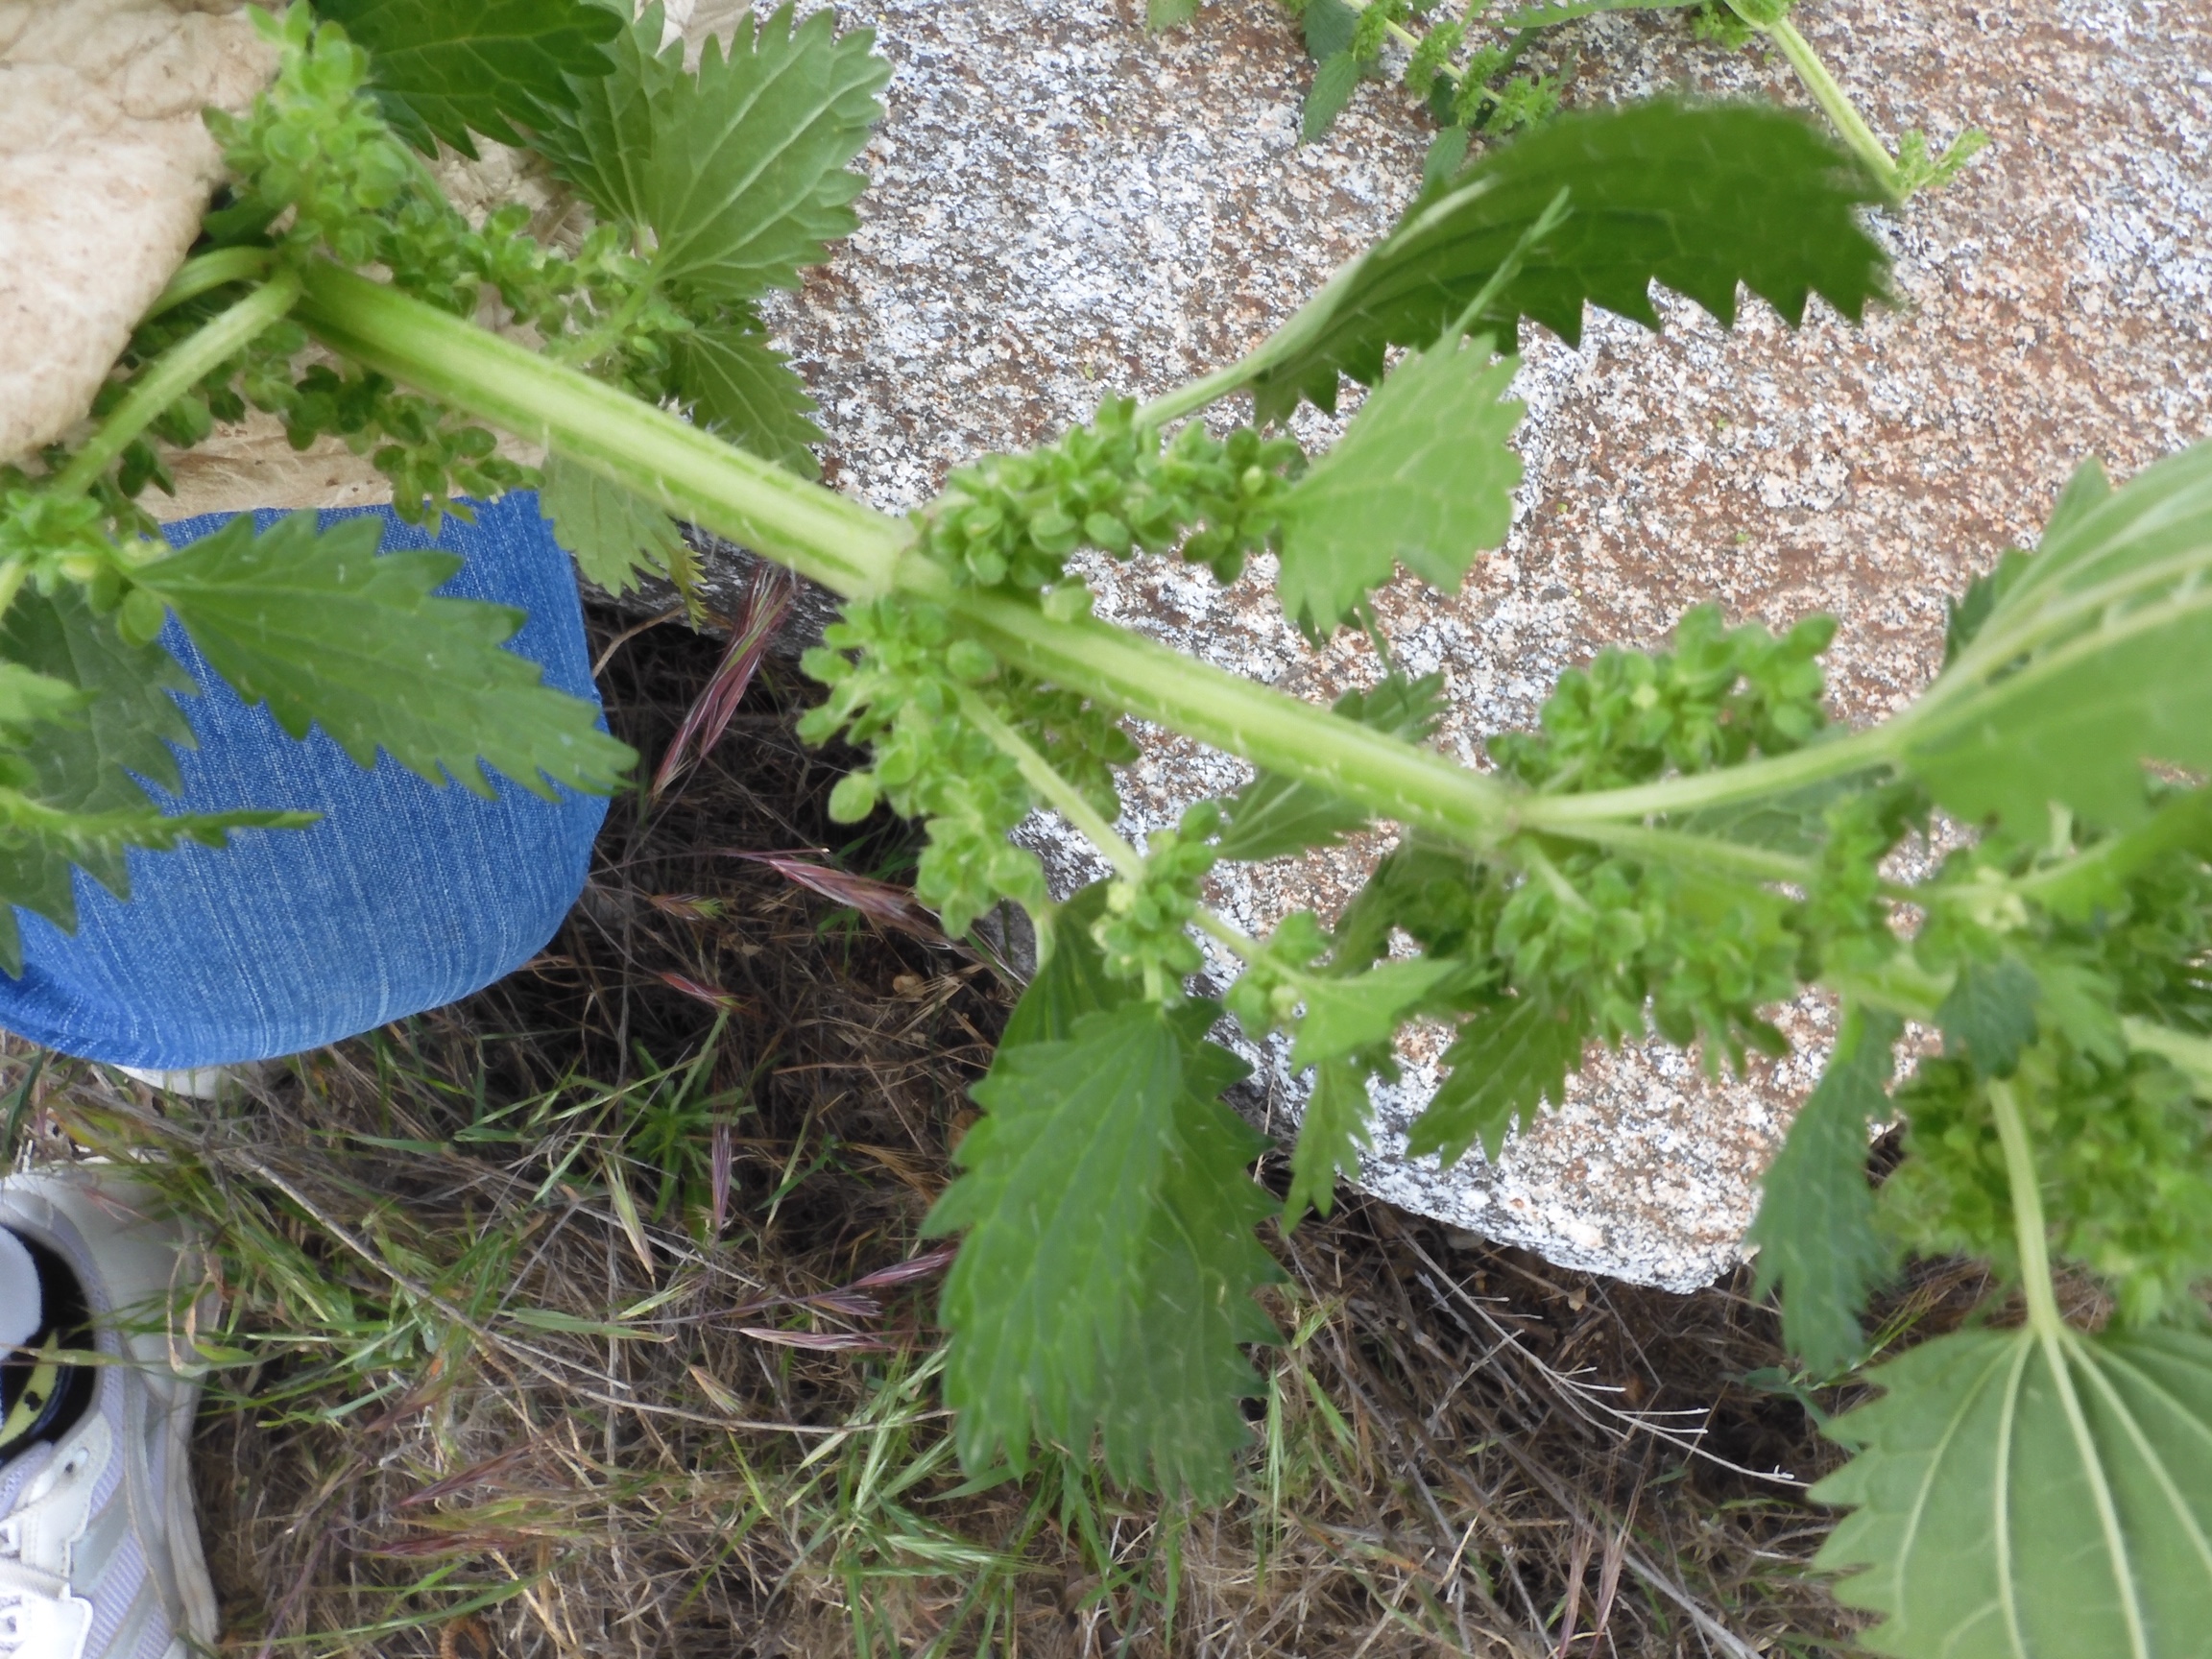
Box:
<box><xmin>4</xmin><ymin>5</ymin><xmax>2209</xmax><ymax>1653</ymax></box>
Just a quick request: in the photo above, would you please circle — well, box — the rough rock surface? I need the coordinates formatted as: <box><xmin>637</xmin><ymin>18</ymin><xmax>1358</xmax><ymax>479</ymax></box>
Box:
<box><xmin>0</xmin><ymin>0</ymin><xmax>276</xmax><ymax>466</ymax></box>
<box><xmin>753</xmin><ymin>0</ymin><xmax>2211</xmax><ymax>1288</ymax></box>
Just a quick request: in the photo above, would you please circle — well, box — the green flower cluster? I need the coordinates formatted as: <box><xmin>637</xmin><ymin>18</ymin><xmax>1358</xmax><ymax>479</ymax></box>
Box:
<box><xmin>801</xmin><ymin>600</ymin><xmax>1043</xmax><ymax>936</ymax></box>
<box><xmin>916</xmin><ymin>398</ymin><xmax>1302</xmax><ymax>592</ymax></box>
<box><xmin>1094</xmin><ymin>801</ymin><xmax>1225</xmax><ymax>1003</ymax></box>
<box><xmin>1492</xmin><ymin>603</ymin><xmax>1835</xmax><ymax>790</ymax></box>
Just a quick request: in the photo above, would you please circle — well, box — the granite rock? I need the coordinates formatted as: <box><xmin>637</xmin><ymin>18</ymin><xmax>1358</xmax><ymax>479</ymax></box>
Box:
<box><xmin>755</xmin><ymin>0</ymin><xmax>2211</xmax><ymax>1289</ymax></box>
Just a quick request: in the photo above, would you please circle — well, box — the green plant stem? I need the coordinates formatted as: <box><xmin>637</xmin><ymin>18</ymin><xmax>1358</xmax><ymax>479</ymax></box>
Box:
<box><xmin>290</xmin><ymin>264</ymin><xmax>1911</xmax><ymax>866</ymax></box>
<box><xmin>1752</xmin><ymin>14</ymin><xmax>1903</xmax><ymax>199</ymax></box>
<box><xmin>296</xmin><ymin>262</ymin><xmax>907</xmax><ymax>599</ymax></box>
<box><xmin>1987</xmin><ymin>1078</ymin><xmax>2060</xmax><ymax>1337</ymax></box>
<box><xmin>956</xmin><ymin>688</ymin><xmax>1142</xmax><ymax>883</ymax></box>
<box><xmin>957</xmin><ymin>685</ymin><xmax>1263</xmax><ymax>965</ymax></box>
<box><xmin>55</xmin><ymin>270</ymin><xmax>302</xmax><ymax>498</ymax></box>
<box><xmin>143</xmin><ymin>247</ymin><xmax>279</xmax><ymax>321</ymax></box>
<box><xmin>1986</xmin><ymin>1074</ymin><xmax>2153</xmax><ymax>1659</ymax></box>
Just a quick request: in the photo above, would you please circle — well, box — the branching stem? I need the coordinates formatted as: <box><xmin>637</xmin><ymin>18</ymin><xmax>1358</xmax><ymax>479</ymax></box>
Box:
<box><xmin>56</xmin><ymin>270</ymin><xmax>302</xmax><ymax>499</ymax></box>
<box><xmin>143</xmin><ymin>247</ymin><xmax>279</xmax><ymax>322</ymax></box>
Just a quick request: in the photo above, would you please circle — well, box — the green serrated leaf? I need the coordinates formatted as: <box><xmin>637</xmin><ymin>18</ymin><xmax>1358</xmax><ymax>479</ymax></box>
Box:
<box><xmin>1215</xmin><ymin>673</ymin><xmax>1445</xmax><ymax>862</ymax></box>
<box><xmin>1900</xmin><ymin>443</ymin><xmax>2212</xmax><ymax>833</ymax></box>
<box><xmin>1002</xmin><ymin>882</ymin><xmax>1133</xmax><ymax>1046</ymax></box>
<box><xmin>130</xmin><ymin>513</ymin><xmax>634</xmax><ymax>800</ymax></box>
<box><xmin>1302</xmin><ymin>52</ymin><xmax>1362</xmax><ymax>142</ymax></box>
<box><xmin>1275</xmin><ymin>335</ymin><xmax>1522</xmax><ymax>633</ymax></box>
<box><xmin>1248</xmin><ymin>102</ymin><xmax>1887</xmax><ymax>424</ymax></box>
<box><xmin>540</xmin><ymin>454</ymin><xmax>687</xmax><ymax>595</ymax></box>
<box><xmin>1286</xmin><ymin>1056</ymin><xmax>1370</xmax><ymax>1224</ymax></box>
<box><xmin>644</xmin><ymin>4</ymin><xmax>890</xmax><ymax>303</ymax></box>
<box><xmin>532</xmin><ymin>2</ymin><xmax>680</xmax><ymax>226</ymax></box>
<box><xmin>1937</xmin><ymin>955</ymin><xmax>2040</xmax><ymax>1078</ymax></box>
<box><xmin>1292</xmin><ymin>957</ymin><xmax>1461</xmax><ymax>1068</ymax></box>
<box><xmin>926</xmin><ymin>1000</ymin><xmax>1278</xmax><ymax>1497</ymax></box>
<box><xmin>670</xmin><ymin>323</ymin><xmax>826</xmax><ymax>476</ymax></box>
<box><xmin>1746</xmin><ymin>1005</ymin><xmax>1901</xmax><ymax>1375</ymax></box>
<box><xmin>1410</xmin><ymin>990</ymin><xmax>1587</xmax><ymax>1165</ymax></box>
<box><xmin>0</xmin><ymin>589</ymin><xmax>205</xmax><ymax>930</ymax></box>
<box><xmin>316</xmin><ymin>0</ymin><xmax>621</xmax><ymax>156</ymax></box>
<box><xmin>1304</xmin><ymin>0</ymin><xmax>1360</xmax><ymax>60</ymax></box>
<box><xmin>1812</xmin><ymin>1324</ymin><xmax>2212</xmax><ymax>1658</ymax></box>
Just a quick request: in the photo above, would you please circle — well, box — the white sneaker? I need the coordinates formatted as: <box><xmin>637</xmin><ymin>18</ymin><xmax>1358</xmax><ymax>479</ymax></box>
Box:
<box><xmin>0</xmin><ymin>1167</ymin><xmax>216</xmax><ymax>1658</ymax></box>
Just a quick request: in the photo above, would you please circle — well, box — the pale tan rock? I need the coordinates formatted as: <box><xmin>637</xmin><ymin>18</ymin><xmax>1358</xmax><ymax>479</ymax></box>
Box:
<box><xmin>0</xmin><ymin>0</ymin><xmax>276</xmax><ymax>467</ymax></box>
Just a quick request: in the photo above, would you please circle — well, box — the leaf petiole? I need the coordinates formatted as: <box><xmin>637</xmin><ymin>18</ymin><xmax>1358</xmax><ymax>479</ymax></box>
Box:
<box><xmin>1746</xmin><ymin>13</ymin><xmax>1903</xmax><ymax>199</ymax></box>
<box><xmin>142</xmin><ymin>247</ymin><xmax>279</xmax><ymax>322</ymax></box>
<box><xmin>55</xmin><ymin>270</ymin><xmax>303</xmax><ymax>499</ymax></box>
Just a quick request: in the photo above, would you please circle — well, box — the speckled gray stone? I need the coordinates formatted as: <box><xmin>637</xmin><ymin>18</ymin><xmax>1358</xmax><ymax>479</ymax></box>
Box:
<box><xmin>755</xmin><ymin>0</ymin><xmax>2211</xmax><ymax>1290</ymax></box>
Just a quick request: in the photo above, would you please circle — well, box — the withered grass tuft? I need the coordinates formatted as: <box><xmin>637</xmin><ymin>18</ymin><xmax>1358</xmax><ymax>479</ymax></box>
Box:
<box><xmin>0</xmin><ymin>608</ymin><xmax>1964</xmax><ymax>1656</ymax></box>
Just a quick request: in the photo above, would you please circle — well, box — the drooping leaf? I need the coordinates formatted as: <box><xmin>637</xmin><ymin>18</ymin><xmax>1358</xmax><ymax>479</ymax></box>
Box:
<box><xmin>1247</xmin><ymin>101</ymin><xmax>1888</xmax><ymax>423</ymax></box>
<box><xmin>1409</xmin><ymin>990</ymin><xmax>1588</xmax><ymax>1165</ymax></box>
<box><xmin>670</xmin><ymin>322</ymin><xmax>826</xmax><ymax>476</ymax></box>
<box><xmin>1291</xmin><ymin>957</ymin><xmax>1462</xmax><ymax>1068</ymax></box>
<box><xmin>0</xmin><ymin>589</ymin><xmax>200</xmax><ymax>928</ymax></box>
<box><xmin>1899</xmin><ymin>443</ymin><xmax>2212</xmax><ymax>832</ymax></box>
<box><xmin>926</xmin><ymin>1000</ymin><xmax>1278</xmax><ymax>1497</ymax></box>
<box><xmin>644</xmin><ymin>5</ymin><xmax>890</xmax><ymax>303</ymax></box>
<box><xmin>315</xmin><ymin>0</ymin><xmax>622</xmax><ymax>156</ymax></box>
<box><xmin>1937</xmin><ymin>954</ymin><xmax>2040</xmax><ymax>1078</ymax></box>
<box><xmin>0</xmin><ymin>589</ymin><xmax>316</xmax><ymax>972</ymax></box>
<box><xmin>1285</xmin><ymin>1055</ymin><xmax>1372</xmax><ymax>1223</ymax></box>
<box><xmin>1745</xmin><ymin>1005</ymin><xmax>1901</xmax><ymax>1375</ymax></box>
<box><xmin>540</xmin><ymin>454</ymin><xmax>688</xmax><ymax>596</ymax></box>
<box><xmin>1275</xmin><ymin>335</ymin><xmax>1522</xmax><ymax>633</ymax></box>
<box><xmin>1215</xmin><ymin>673</ymin><xmax>1446</xmax><ymax>861</ymax></box>
<box><xmin>130</xmin><ymin>513</ymin><xmax>635</xmax><ymax>799</ymax></box>
<box><xmin>1812</xmin><ymin>1324</ymin><xmax>2212</xmax><ymax>1659</ymax></box>
<box><xmin>1302</xmin><ymin>52</ymin><xmax>1362</xmax><ymax>142</ymax></box>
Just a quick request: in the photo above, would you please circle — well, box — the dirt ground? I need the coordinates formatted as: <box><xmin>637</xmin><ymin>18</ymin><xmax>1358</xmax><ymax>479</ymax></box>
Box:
<box><xmin>0</xmin><ymin>604</ymin><xmax>2018</xmax><ymax>1658</ymax></box>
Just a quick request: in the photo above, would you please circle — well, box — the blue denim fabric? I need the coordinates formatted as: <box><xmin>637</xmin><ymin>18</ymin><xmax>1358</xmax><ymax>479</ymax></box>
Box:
<box><xmin>0</xmin><ymin>493</ymin><xmax>610</xmax><ymax>1069</ymax></box>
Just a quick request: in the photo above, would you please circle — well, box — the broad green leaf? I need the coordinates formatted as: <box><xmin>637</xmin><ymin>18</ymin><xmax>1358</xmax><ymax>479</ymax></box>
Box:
<box><xmin>532</xmin><ymin>1</ymin><xmax>680</xmax><ymax>227</ymax></box>
<box><xmin>1001</xmin><ymin>881</ymin><xmax>1131</xmax><ymax>1047</ymax></box>
<box><xmin>670</xmin><ymin>322</ymin><xmax>826</xmax><ymax>476</ymax></box>
<box><xmin>1303</xmin><ymin>52</ymin><xmax>1362</xmax><ymax>142</ymax></box>
<box><xmin>1304</xmin><ymin>0</ymin><xmax>1359</xmax><ymax>59</ymax></box>
<box><xmin>1214</xmin><ymin>673</ymin><xmax>1445</xmax><ymax>861</ymax></box>
<box><xmin>1286</xmin><ymin>1055</ymin><xmax>1372</xmax><ymax>1223</ymax></box>
<box><xmin>1899</xmin><ymin>443</ymin><xmax>2212</xmax><ymax>832</ymax></box>
<box><xmin>1275</xmin><ymin>335</ymin><xmax>1522</xmax><ymax>633</ymax></box>
<box><xmin>540</xmin><ymin>454</ymin><xmax>687</xmax><ymax>596</ymax></box>
<box><xmin>131</xmin><ymin>513</ymin><xmax>635</xmax><ymax>799</ymax></box>
<box><xmin>315</xmin><ymin>0</ymin><xmax>621</xmax><ymax>156</ymax></box>
<box><xmin>1937</xmin><ymin>954</ymin><xmax>2040</xmax><ymax>1077</ymax></box>
<box><xmin>1408</xmin><ymin>990</ymin><xmax>1587</xmax><ymax>1165</ymax></box>
<box><xmin>0</xmin><ymin>793</ymin><xmax>305</xmax><ymax>976</ymax></box>
<box><xmin>1813</xmin><ymin>1325</ymin><xmax>2212</xmax><ymax>1658</ymax></box>
<box><xmin>1291</xmin><ymin>957</ymin><xmax>1461</xmax><ymax>1068</ymax></box>
<box><xmin>1146</xmin><ymin>0</ymin><xmax>1203</xmax><ymax>27</ymax></box>
<box><xmin>926</xmin><ymin>1000</ymin><xmax>1279</xmax><ymax>1497</ymax></box>
<box><xmin>0</xmin><ymin>589</ymin><xmax>203</xmax><ymax>933</ymax></box>
<box><xmin>645</xmin><ymin>5</ymin><xmax>890</xmax><ymax>303</ymax></box>
<box><xmin>1504</xmin><ymin>0</ymin><xmax>1701</xmax><ymax>24</ymax></box>
<box><xmin>1247</xmin><ymin>102</ymin><xmax>1887</xmax><ymax>423</ymax></box>
<box><xmin>1745</xmin><ymin>1005</ymin><xmax>1901</xmax><ymax>1375</ymax></box>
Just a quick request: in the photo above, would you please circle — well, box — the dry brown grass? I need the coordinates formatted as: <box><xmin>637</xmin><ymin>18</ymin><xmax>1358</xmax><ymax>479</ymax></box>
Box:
<box><xmin>0</xmin><ymin>607</ymin><xmax>1947</xmax><ymax>1657</ymax></box>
